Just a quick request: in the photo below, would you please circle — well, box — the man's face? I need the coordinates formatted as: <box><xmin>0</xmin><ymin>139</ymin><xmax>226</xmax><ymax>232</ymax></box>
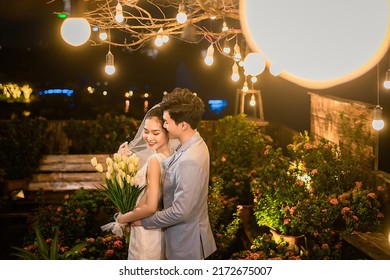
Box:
<box><xmin>163</xmin><ymin>111</ymin><xmax>180</xmax><ymax>139</ymax></box>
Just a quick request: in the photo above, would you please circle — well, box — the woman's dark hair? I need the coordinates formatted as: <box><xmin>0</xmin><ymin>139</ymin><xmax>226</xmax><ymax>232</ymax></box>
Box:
<box><xmin>145</xmin><ymin>105</ymin><xmax>167</xmax><ymax>132</ymax></box>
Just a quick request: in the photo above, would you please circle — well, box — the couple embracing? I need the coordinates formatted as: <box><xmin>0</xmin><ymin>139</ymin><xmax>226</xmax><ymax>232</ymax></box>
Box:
<box><xmin>116</xmin><ymin>88</ymin><xmax>216</xmax><ymax>260</ymax></box>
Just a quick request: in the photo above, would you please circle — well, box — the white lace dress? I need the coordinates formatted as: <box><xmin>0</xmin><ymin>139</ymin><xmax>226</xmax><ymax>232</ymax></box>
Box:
<box><xmin>128</xmin><ymin>153</ymin><xmax>166</xmax><ymax>260</ymax></box>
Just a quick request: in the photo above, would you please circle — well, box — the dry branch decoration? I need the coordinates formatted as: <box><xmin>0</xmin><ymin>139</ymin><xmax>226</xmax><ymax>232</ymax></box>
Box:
<box><xmin>52</xmin><ymin>0</ymin><xmax>244</xmax><ymax>55</ymax></box>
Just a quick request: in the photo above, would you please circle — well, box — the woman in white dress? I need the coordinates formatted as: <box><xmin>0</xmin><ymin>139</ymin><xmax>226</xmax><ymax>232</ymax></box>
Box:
<box><xmin>117</xmin><ymin>105</ymin><xmax>172</xmax><ymax>259</ymax></box>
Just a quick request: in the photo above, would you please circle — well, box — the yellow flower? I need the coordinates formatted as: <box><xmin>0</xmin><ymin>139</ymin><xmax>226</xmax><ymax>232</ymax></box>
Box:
<box><xmin>113</xmin><ymin>153</ymin><xmax>122</xmax><ymax>163</ymax></box>
<box><xmin>91</xmin><ymin>157</ymin><xmax>98</xmax><ymax>167</ymax></box>
<box><xmin>95</xmin><ymin>163</ymin><xmax>104</xmax><ymax>173</ymax></box>
<box><xmin>106</xmin><ymin>157</ymin><xmax>113</xmax><ymax>166</ymax></box>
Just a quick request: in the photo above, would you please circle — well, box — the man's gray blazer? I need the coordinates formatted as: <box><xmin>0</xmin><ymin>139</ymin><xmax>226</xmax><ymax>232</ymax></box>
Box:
<box><xmin>142</xmin><ymin>132</ymin><xmax>217</xmax><ymax>259</ymax></box>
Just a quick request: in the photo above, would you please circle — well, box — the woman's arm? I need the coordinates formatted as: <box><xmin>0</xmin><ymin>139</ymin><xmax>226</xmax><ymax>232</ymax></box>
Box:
<box><xmin>117</xmin><ymin>157</ymin><xmax>161</xmax><ymax>223</ymax></box>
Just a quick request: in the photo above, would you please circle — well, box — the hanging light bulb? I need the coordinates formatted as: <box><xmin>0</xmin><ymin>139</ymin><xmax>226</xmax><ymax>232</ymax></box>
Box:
<box><xmin>372</xmin><ymin>105</ymin><xmax>384</xmax><ymax>130</ymax></box>
<box><xmin>243</xmin><ymin>52</ymin><xmax>266</xmax><ymax>76</ymax></box>
<box><xmin>231</xmin><ymin>62</ymin><xmax>240</xmax><ymax>82</ymax></box>
<box><xmin>99</xmin><ymin>30</ymin><xmax>108</xmax><ymax>40</ymax></box>
<box><xmin>115</xmin><ymin>2</ymin><xmax>124</xmax><ymax>23</ymax></box>
<box><xmin>105</xmin><ymin>50</ymin><xmax>115</xmax><ymax>75</ymax></box>
<box><xmin>242</xmin><ymin>81</ymin><xmax>249</xmax><ymax>92</ymax></box>
<box><xmin>223</xmin><ymin>40</ymin><xmax>231</xmax><ymax>54</ymax></box>
<box><xmin>233</xmin><ymin>43</ymin><xmax>241</xmax><ymax>62</ymax></box>
<box><xmin>154</xmin><ymin>29</ymin><xmax>164</xmax><ymax>47</ymax></box>
<box><xmin>384</xmin><ymin>69</ymin><xmax>390</xmax><ymax>89</ymax></box>
<box><xmin>176</xmin><ymin>3</ymin><xmax>187</xmax><ymax>24</ymax></box>
<box><xmin>61</xmin><ymin>17</ymin><xmax>91</xmax><ymax>46</ymax></box>
<box><xmin>270</xmin><ymin>63</ymin><xmax>282</xmax><ymax>76</ymax></box>
<box><xmin>222</xmin><ymin>21</ymin><xmax>228</xmax><ymax>32</ymax></box>
<box><xmin>162</xmin><ymin>34</ymin><xmax>169</xmax><ymax>43</ymax></box>
<box><xmin>249</xmin><ymin>94</ymin><xmax>256</xmax><ymax>106</ymax></box>
<box><xmin>204</xmin><ymin>44</ymin><xmax>214</xmax><ymax>66</ymax></box>
<box><xmin>251</xmin><ymin>76</ymin><xmax>257</xmax><ymax>83</ymax></box>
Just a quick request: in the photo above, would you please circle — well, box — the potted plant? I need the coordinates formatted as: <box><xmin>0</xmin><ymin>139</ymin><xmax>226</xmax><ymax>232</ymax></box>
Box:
<box><xmin>250</xmin><ymin>131</ymin><xmax>385</xmax><ymax>258</ymax></box>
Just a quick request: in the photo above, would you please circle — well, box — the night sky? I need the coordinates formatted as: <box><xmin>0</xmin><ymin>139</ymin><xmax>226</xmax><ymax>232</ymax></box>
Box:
<box><xmin>0</xmin><ymin>0</ymin><xmax>389</xmax><ymax>171</ymax></box>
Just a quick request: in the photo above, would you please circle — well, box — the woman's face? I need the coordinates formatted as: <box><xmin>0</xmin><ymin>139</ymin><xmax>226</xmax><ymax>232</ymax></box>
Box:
<box><xmin>143</xmin><ymin>117</ymin><xmax>169</xmax><ymax>151</ymax></box>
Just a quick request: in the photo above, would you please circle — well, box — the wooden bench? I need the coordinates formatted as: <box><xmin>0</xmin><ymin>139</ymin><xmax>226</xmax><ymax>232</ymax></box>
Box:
<box><xmin>28</xmin><ymin>154</ymin><xmax>108</xmax><ymax>191</ymax></box>
<box><xmin>341</xmin><ymin>232</ymin><xmax>390</xmax><ymax>260</ymax></box>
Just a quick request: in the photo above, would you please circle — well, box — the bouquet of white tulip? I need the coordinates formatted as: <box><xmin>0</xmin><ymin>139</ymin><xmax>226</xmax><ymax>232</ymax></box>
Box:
<box><xmin>91</xmin><ymin>153</ymin><xmax>144</xmax><ymax>244</ymax></box>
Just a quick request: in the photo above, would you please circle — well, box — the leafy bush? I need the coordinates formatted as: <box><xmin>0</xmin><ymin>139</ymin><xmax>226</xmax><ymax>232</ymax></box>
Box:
<box><xmin>63</xmin><ymin>113</ymin><xmax>138</xmax><ymax>154</ymax></box>
<box><xmin>0</xmin><ymin>117</ymin><xmax>48</xmax><ymax>179</ymax></box>
<box><xmin>24</xmin><ymin>189</ymin><xmax>116</xmax><ymax>248</ymax></box>
<box><xmin>210</xmin><ymin>114</ymin><xmax>271</xmax><ymax>205</ymax></box>
<box><xmin>207</xmin><ymin>176</ymin><xmax>243</xmax><ymax>259</ymax></box>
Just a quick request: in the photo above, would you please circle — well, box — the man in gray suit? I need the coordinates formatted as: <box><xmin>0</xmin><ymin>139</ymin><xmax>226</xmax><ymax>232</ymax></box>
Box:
<box><xmin>137</xmin><ymin>88</ymin><xmax>216</xmax><ymax>259</ymax></box>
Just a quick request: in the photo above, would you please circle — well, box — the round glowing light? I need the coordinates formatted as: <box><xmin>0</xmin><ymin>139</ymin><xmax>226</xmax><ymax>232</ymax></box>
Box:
<box><xmin>60</xmin><ymin>17</ymin><xmax>91</xmax><ymax>47</ymax></box>
<box><xmin>176</xmin><ymin>12</ymin><xmax>187</xmax><ymax>24</ymax></box>
<box><xmin>204</xmin><ymin>56</ymin><xmax>214</xmax><ymax>66</ymax></box>
<box><xmin>384</xmin><ymin>81</ymin><xmax>390</xmax><ymax>89</ymax></box>
<box><xmin>372</xmin><ymin>120</ymin><xmax>385</xmax><ymax>131</ymax></box>
<box><xmin>105</xmin><ymin>65</ymin><xmax>115</xmax><ymax>75</ymax></box>
<box><xmin>155</xmin><ymin>36</ymin><xmax>163</xmax><ymax>47</ymax></box>
<box><xmin>243</xmin><ymin>52</ymin><xmax>266</xmax><ymax>77</ymax></box>
<box><xmin>240</xmin><ymin>0</ymin><xmax>390</xmax><ymax>89</ymax></box>
<box><xmin>99</xmin><ymin>31</ymin><xmax>108</xmax><ymax>41</ymax></box>
<box><xmin>269</xmin><ymin>63</ymin><xmax>282</xmax><ymax>76</ymax></box>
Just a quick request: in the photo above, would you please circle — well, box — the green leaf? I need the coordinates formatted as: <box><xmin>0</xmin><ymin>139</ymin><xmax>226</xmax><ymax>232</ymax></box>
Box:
<box><xmin>35</xmin><ymin>226</ymin><xmax>49</xmax><ymax>259</ymax></box>
<box><xmin>11</xmin><ymin>246</ymin><xmax>40</xmax><ymax>260</ymax></box>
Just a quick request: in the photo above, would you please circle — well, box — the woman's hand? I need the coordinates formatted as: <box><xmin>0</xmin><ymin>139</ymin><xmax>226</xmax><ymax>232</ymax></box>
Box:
<box><xmin>118</xmin><ymin>141</ymin><xmax>132</xmax><ymax>156</ymax></box>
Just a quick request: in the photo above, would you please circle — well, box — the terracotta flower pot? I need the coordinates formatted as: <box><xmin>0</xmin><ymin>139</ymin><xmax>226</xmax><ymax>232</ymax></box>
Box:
<box><xmin>270</xmin><ymin>229</ymin><xmax>305</xmax><ymax>251</ymax></box>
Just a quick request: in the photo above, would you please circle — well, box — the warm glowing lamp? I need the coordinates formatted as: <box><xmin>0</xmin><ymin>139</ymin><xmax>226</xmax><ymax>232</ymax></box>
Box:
<box><xmin>60</xmin><ymin>17</ymin><xmax>91</xmax><ymax>47</ymax></box>
<box><xmin>240</xmin><ymin>0</ymin><xmax>390</xmax><ymax>89</ymax></box>
<box><xmin>384</xmin><ymin>69</ymin><xmax>390</xmax><ymax>89</ymax></box>
<box><xmin>231</xmin><ymin>62</ymin><xmax>240</xmax><ymax>82</ymax></box>
<box><xmin>204</xmin><ymin>44</ymin><xmax>214</xmax><ymax>66</ymax></box>
<box><xmin>372</xmin><ymin>105</ymin><xmax>384</xmax><ymax>131</ymax></box>
<box><xmin>243</xmin><ymin>52</ymin><xmax>265</xmax><ymax>77</ymax></box>
<box><xmin>176</xmin><ymin>4</ymin><xmax>187</xmax><ymax>24</ymax></box>
<box><xmin>105</xmin><ymin>51</ymin><xmax>115</xmax><ymax>75</ymax></box>
<box><xmin>249</xmin><ymin>94</ymin><xmax>256</xmax><ymax>106</ymax></box>
<box><xmin>99</xmin><ymin>30</ymin><xmax>108</xmax><ymax>40</ymax></box>
<box><xmin>115</xmin><ymin>2</ymin><xmax>124</xmax><ymax>23</ymax></box>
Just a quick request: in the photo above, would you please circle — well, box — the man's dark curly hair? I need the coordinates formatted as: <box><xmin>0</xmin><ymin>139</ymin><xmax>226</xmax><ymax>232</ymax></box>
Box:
<box><xmin>159</xmin><ymin>88</ymin><xmax>205</xmax><ymax>129</ymax></box>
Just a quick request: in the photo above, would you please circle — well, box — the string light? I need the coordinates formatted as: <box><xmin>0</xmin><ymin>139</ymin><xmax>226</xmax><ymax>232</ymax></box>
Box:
<box><xmin>242</xmin><ymin>81</ymin><xmax>249</xmax><ymax>92</ymax></box>
<box><xmin>243</xmin><ymin>52</ymin><xmax>265</xmax><ymax>77</ymax></box>
<box><xmin>223</xmin><ymin>39</ymin><xmax>231</xmax><ymax>54</ymax></box>
<box><xmin>115</xmin><ymin>2</ymin><xmax>124</xmax><ymax>23</ymax></box>
<box><xmin>249</xmin><ymin>94</ymin><xmax>256</xmax><ymax>106</ymax></box>
<box><xmin>233</xmin><ymin>43</ymin><xmax>241</xmax><ymax>62</ymax></box>
<box><xmin>204</xmin><ymin>44</ymin><xmax>214</xmax><ymax>66</ymax></box>
<box><xmin>105</xmin><ymin>50</ymin><xmax>115</xmax><ymax>75</ymax></box>
<box><xmin>384</xmin><ymin>69</ymin><xmax>390</xmax><ymax>89</ymax></box>
<box><xmin>222</xmin><ymin>21</ymin><xmax>228</xmax><ymax>32</ymax></box>
<box><xmin>372</xmin><ymin>105</ymin><xmax>384</xmax><ymax>130</ymax></box>
<box><xmin>231</xmin><ymin>62</ymin><xmax>240</xmax><ymax>82</ymax></box>
<box><xmin>99</xmin><ymin>29</ymin><xmax>108</xmax><ymax>40</ymax></box>
<box><xmin>176</xmin><ymin>3</ymin><xmax>187</xmax><ymax>24</ymax></box>
<box><xmin>372</xmin><ymin>64</ymin><xmax>384</xmax><ymax>130</ymax></box>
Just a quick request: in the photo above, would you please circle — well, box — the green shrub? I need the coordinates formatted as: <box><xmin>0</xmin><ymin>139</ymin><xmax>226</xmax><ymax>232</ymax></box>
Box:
<box><xmin>210</xmin><ymin>114</ymin><xmax>270</xmax><ymax>205</ymax></box>
<box><xmin>0</xmin><ymin>117</ymin><xmax>48</xmax><ymax>179</ymax></box>
<box><xmin>63</xmin><ymin>113</ymin><xmax>138</xmax><ymax>154</ymax></box>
